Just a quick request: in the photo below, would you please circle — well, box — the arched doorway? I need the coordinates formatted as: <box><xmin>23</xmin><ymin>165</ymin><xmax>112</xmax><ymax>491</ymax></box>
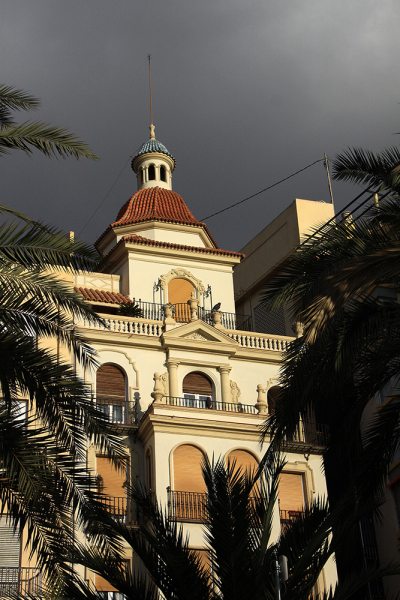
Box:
<box><xmin>168</xmin><ymin>278</ymin><xmax>194</xmax><ymax>322</ymax></box>
<box><xmin>171</xmin><ymin>444</ymin><xmax>207</xmax><ymax>521</ymax></box>
<box><xmin>96</xmin><ymin>364</ymin><xmax>126</xmax><ymax>424</ymax></box>
<box><xmin>182</xmin><ymin>371</ymin><xmax>213</xmax><ymax>408</ymax></box>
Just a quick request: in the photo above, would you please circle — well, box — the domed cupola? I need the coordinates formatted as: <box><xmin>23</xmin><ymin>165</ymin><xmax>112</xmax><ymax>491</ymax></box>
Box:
<box><xmin>131</xmin><ymin>124</ymin><xmax>176</xmax><ymax>191</ymax></box>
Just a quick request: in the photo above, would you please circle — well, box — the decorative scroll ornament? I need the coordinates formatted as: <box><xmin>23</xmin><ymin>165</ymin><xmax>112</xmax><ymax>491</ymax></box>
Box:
<box><xmin>159</xmin><ymin>268</ymin><xmax>205</xmax><ymax>295</ymax></box>
<box><xmin>184</xmin><ymin>332</ymin><xmax>209</xmax><ymax>341</ymax></box>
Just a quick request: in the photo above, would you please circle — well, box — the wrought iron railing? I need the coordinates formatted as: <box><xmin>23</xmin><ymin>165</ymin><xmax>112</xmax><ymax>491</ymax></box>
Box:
<box><xmin>279</xmin><ymin>509</ymin><xmax>305</xmax><ymax>532</ymax></box>
<box><xmin>96</xmin><ymin>400</ymin><xmax>138</xmax><ymax>425</ymax></box>
<box><xmin>0</xmin><ymin>568</ymin><xmax>42</xmax><ymax>596</ymax></box>
<box><xmin>164</xmin><ymin>396</ymin><xmax>258</xmax><ymax>414</ymax></box>
<box><xmin>101</xmin><ymin>495</ymin><xmax>137</xmax><ymax>525</ymax></box>
<box><xmin>171</xmin><ymin>303</ymin><xmax>253</xmax><ymax>330</ymax></box>
<box><xmin>131</xmin><ymin>299</ymin><xmax>164</xmax><ymax>321</ymax></box>
<box><xmin>168</xmin><ymin>488</ymin><xmax>207</xmax><ymax>522</ymax></box>
<box><xmin>283</xmin><ymin>421</ymin><xmax>329</xmax><ymax>448</ymax></box>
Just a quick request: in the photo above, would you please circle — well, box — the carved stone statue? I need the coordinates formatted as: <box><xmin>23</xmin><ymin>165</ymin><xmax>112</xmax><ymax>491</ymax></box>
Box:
<box><xmin>230</xmin><ymin>381</ymin><xmax>241</xmax><ymax>404</ymax></box>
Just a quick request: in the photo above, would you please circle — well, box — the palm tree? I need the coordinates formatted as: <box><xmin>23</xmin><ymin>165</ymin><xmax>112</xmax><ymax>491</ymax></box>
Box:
<box><xmin>0</xmin><ymin>205</ymin><xmax>126</xmax><ymax>593</ymax></box>
<box><xmin>259</xmin><ymin>146</ymin><xmax>400</xmax><ymax>593</ymax></box>
<box><xmin>0</xmin><ymin>83</ymin><xmax>121</xmax><ymax>594</ymax></box>
<box><xmin>62</xmin><ymin>448</ymin><xmax>400</xmax><ymax>600</ymax></box>
<box><xmin>0</xmin><ymin>83</ymin><xmax>98</xmax><ymax>159</ymax></box>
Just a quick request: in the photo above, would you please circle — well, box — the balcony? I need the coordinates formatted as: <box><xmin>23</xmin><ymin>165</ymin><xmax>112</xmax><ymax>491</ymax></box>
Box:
<box><xmin>168</xmin><ymin>489</ymin><xmax>207</xmax><ymax>523</ymax></box>
<box><xmin>101</xmin><ymin>495</ymin><xmax>138</xmax><ymax>526</ymax></box>
<box><xmin>282</xmin><ymin>421</ymin><xmax>329</xmax><ymax>454</ymax></box>
<box><xmin>126</xmin><ymin>299</ymin><xmax>253</xmax><ymax>331</ymax></box>
<box><xmin>96</xmin><ymin>400</ymin><xmax>138</xmax><ymax>428</ymax></box>
<box><xmin>279</xmin><ymin>509</ymin><xmax>305</xmax><ymax>533</ymax></box>
<box><xmin>164</xmin><ymin>396</ymin><xmax>258</xmax><ymax>414</ymax></box>
<box><xmin>0</xmin><ymin>568</ymin><xmax>42</xmax><ymax>596</ymax></box>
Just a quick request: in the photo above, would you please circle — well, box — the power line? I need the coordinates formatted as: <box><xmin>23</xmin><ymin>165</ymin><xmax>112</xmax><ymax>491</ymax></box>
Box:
<box><xmin>300</xmin><ymin>187</ymin><xmax>393</xmax><ymax>247</ymax></box>
<box><xmin>200</xmin><ymin>158</ymin><xmax>325</xmax><ymax>222</ymax></box>
<box><xmin>78</xmin><ymin>154</ymin><xmax>135</xmax><ymax>237</ymax></box>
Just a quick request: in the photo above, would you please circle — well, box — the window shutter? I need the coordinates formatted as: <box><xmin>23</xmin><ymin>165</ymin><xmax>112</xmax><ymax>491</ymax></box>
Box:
<box><xmin>278</xmin><ymin>472</ymin><xmax>305</xmax><ymax>511</ymax></box>
<box><xmin>96</xmin><ymin>456</ymin><xmax>127</xmax><ymax>495</ymax></box>
<box><xmin>182</xmin><ymin>372</ymin><xmax>212</xmax><ymax>395</ymax></box>
<box><xmin>168</xmin><ymin>278</ymin><xmax>194</xmax><ymax>304</ymax></box>
<box><xmin>173</xmin><ymin>445</ymin><xmax>206</xmax><ymax>493</ymax></box>
<box><xmin>96</xmin><ymin>364</ymin><xmax>125</xmax><ymax>405</ymax></box>
<box><xmin>227</xmin><ymin>450</ymin><xmax>258</xmax><ymax>476</ymax></box>
<box><xmin>0</xmin><ymin>516</ymin><xmax>20</xmax><ymax>567</ymax></box>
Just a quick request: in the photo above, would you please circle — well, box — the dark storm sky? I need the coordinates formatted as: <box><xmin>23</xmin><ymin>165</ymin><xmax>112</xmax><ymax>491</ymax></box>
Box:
<box><xmin>1</xmin><ymin>0</ymin><xmax>399</xmax><ymax>252</ymax></box>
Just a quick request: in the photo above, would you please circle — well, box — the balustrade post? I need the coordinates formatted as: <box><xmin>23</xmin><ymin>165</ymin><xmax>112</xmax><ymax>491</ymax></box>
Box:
<box><xmin>163</xmin><ymin>303</ymin><xmax>176</xmax><ymax>331</ymax></box>
<box><xmin>188</xmin><ymin>292</ymin><xmax>199</xmax><ymax>321</ymax></box>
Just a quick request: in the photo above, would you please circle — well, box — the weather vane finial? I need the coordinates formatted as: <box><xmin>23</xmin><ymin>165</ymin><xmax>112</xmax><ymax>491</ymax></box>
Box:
<box><xmin>148</xmin><ymin>54</ymin><xmax>155</xmax><ymax>140</ymax></box>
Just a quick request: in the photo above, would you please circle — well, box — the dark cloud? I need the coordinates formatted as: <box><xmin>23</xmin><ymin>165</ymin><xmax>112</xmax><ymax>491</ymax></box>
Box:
<box><xmin>1</xmin><ymin>0</ymin><xmax>399</xmax><ymax>251</ymax></box>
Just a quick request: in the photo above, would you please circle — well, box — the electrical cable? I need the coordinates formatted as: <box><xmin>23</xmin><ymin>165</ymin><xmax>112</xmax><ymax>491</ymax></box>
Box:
<box><xmin>78</xmin><ymin>152</ymin><xmax>138</xmax><ymax>237</ymax></box>
<box><xmin>300</xmin><ymin>187</ymin><xmax>393</xmax><ymax>247</ymax></box>
<box><xmin>200</xmin><ymin>158</ymin><xmax>325</xmax><ymax>222</ymax></box>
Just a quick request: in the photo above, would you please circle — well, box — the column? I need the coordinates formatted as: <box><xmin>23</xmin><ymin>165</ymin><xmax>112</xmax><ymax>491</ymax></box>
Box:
<box><xmin>166</xmin><ymin>359</ymin><xmax>180</xmax><ymax>398</ymax></box>
<box><xmin>218</xmin><ymin>365</ymin><xmax>232</xmax><ymax>405</ymax></box>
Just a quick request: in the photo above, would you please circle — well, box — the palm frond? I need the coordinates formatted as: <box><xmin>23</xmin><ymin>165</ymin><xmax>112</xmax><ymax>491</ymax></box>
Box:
<box><xmin>0</xmin><ymin>121</ymin><xmax>99</xmax><ymax>160</ymax></box>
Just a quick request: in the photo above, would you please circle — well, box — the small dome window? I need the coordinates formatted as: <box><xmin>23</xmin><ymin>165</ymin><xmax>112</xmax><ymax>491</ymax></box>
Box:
<box><xmin>148</xmin><ymin>165</ymin><xmax>155</xmax><ymax>180</ymax></box>
<box><xmin>139</xmin><ymin>169</ymin><xmax>144</xmax><ymax>184</ymax></box>
<box><xmin>160</xmin><ymin>165</ymin><xmax>166</xmax><ymax>182</ymax></box>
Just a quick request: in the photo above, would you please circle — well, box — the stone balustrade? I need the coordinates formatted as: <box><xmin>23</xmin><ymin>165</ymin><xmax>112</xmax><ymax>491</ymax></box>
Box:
<box><xmin>226</xmin><ymin>330</ymin><xmax>293</xmax><ymax>351</ymax></box>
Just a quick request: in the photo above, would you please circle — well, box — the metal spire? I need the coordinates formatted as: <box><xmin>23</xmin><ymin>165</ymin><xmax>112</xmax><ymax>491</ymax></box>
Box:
<box><xmin>148</xmin><ymin>54</ymin><xmax>155</xmax><ymax>139</ymax></box>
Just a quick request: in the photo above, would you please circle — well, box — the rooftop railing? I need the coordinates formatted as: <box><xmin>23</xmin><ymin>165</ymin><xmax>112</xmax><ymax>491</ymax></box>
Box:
<box><xmin>0</xmin><ymin>568</ymin><xmax>42</xmax><ymax>596</ymax></box>
<box><xmin>164</xmin><ymin>396</ymin><xmax>258</xmax><ymax>415</ymax></box>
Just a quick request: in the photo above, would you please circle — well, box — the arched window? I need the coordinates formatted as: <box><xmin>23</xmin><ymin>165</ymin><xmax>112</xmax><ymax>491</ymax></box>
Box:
<box><xmin>168</xmin><ymin>278</ymin><xmax>194</xmax><ymax>322</ymax></box>
<box><xmin>172</xmin><ymin>444</ymin><xmax>206</xmax><ymax>521</ymax></box>
<box><xmin>96</xmin><ymin>364</ymin><xmax>126</xmax><ymax>424</ymax></box>
<box><xmin>267</xmin><ymin>386</ymin><xmax>281</xmax><ymax>416</ymax></box>
<box><xmin>160</xmin><ymin>165</ymin><xmax>166</xmax><ymax>182</ymax></box>
<box><xmin>227</xmin><ymin>449</ymin><xmax>258</xmax><ymax>478</ymax></box>
<box><xmin>148</xmin><ymin>164</ymin><xmax>155</xmax><ymax>180</ymax></box>
<box><xmin>182</xmin><ymin>372</ymin><xmax>213</xmax><ymax>408</ymax></box>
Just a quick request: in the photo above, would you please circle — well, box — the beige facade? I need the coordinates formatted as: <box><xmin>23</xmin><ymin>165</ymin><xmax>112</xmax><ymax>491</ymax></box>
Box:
<box><xmin>2</xmin><ymin>132</ymin><xmax>339</xmax><ymax>596</ymax></box>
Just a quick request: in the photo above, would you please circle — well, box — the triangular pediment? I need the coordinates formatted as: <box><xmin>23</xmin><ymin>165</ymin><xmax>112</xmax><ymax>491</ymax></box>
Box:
<box><xmin>162</xmin><ymin>320</ymin><xmax>238</xmax><ymax>346</ymax></box>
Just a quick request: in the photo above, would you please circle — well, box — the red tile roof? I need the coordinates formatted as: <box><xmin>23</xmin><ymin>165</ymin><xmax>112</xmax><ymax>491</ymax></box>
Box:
<box><xmin>74</xmin><ymin>287</ymin><xmax>130</xmax><ymax>304</ymax></box>
<box><xmin>95</xmin><ymin>186</ymin><xmax>218</xmax><ymax>249</ymax></box>
<box><xmin>108</xmin><ymin>234</ymin><xmax>245</xmax><ymax>259</ymax></box>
